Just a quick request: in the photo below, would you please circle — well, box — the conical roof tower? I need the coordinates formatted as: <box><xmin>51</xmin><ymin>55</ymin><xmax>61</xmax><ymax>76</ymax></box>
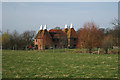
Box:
<box><xmin>41</xmin><ymin>25</ymin><xmax>53</xmax><ymax>48</ymax></box>
<box><xmin>35</xmin><ymin>25</ymin><xmax>43</xmax><ymax>39</ymax></box>
<box><xmin>67</xmin><ymin>24</ymin><xmax>77</xmax><ymax>38</ymax></box>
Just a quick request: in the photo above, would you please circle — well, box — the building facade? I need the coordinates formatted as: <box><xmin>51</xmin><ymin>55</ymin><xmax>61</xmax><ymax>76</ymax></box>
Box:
<box><xmin>34</xmin><ymin>24</ymin><xmax>78</xmax><ymax>50</ymax></box>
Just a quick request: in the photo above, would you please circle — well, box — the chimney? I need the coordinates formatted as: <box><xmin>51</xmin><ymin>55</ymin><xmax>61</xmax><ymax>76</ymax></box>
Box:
<box><xmin>70</xmin><ymin>24</ymin><xmax>73</xmax><ymax>28</ymax></box>
<box><xmin>64</xmin><ymin>24</ymin><xmax>68</xmax><ymax>33</ymax></box>
<box><xmin>65</xmin><ymin>24</ymin><xmax>68</xmax><ymax>29</ymax></box>
<box><xmin>39</xmin><ymin>25</ymin><xmax>43</xmax><ymax>30</ymax></box>
<box><xmin>43</xmin><ymin>25</ymin><xmax>47</xmax><ymax>30</ymax></box>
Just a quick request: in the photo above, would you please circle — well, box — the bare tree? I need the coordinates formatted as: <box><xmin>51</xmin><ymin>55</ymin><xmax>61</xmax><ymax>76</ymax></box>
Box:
<box><xmin>21</xmin><ymin>30</ymin><xmax>36</xmax><ymax>49</ymax></box>
<box><xmin>77</xmin><ymin>22</ymin><xmax>104</xmax><ymax>53</ymax></box>
<box><xmin>102</xmin><ymin>34</ymin><xmax>113</xmax><ymax>54</ymax></box>
<box><xmin>111</xmin><ymin>19</ymin><xmax>120</xmax><ymax>47</ymax></box>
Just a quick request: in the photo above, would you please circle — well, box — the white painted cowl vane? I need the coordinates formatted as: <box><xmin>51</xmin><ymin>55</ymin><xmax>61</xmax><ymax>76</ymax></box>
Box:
<box><xmin>70</xmin><ymin>24</ymin><xmax>73</xmax><ymax>28</ymax></box>
<box><xmin>43</xmin><ymin>25</ymin><xmax>47</xmax><ymax>30</ymax></box>
<box><xmin>39</xmin><ymin>25</ymin><xmax>43</xmax><ymax>30</ymax></box>
<box><xmin>65</xmin><ymin>24</ymin><xmax>68</xmax><ymax>29</ymax></box>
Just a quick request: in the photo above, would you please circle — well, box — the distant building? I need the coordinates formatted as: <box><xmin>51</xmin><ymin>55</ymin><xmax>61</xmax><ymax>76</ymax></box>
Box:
<box><xmin>34</xmin><ymin>25</ymin><xmax>53</xmax><ymax>50</ymax></box>
<box><xmin>34</xmin><ymin>24</ymin><xmax>78</xmax><ymax>50</ymax></box>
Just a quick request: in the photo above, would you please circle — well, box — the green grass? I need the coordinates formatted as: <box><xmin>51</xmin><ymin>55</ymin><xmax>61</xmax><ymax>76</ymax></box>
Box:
<box><xmin>2</xmin><ymin>49</ymin><xmax>119</xmax><ymax>78</ymax></box>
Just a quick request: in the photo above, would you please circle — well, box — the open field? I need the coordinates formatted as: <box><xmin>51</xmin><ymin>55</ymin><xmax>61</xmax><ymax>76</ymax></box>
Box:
<box><xmin>2</xmin><ymin>49</ymin><xmax>119</xmax><ymax>78</ymax></box>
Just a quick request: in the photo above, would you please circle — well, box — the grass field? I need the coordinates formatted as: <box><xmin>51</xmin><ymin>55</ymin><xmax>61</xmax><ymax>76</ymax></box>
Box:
<box><xmin>2</xmin><ymin>49</ymin><xmax>119</xmax><ymax>78</ymax></box>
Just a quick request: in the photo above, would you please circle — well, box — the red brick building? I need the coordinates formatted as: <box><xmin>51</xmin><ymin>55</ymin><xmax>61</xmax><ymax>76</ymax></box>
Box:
<box><xmin>34</xmin><ymin>24</ymin><xmax>78</xmax><ymax>50</ymax></box>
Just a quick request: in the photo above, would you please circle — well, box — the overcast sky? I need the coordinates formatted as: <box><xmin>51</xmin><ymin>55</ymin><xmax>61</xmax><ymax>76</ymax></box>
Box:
<box><xmin>2</xmin><ymin>2</ymin><xmax>118</xmax><ymax>33</ymax></box>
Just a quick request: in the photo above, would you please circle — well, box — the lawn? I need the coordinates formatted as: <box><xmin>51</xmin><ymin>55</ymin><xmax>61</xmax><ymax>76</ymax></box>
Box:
<box><xmin>2</xmin><ymin>49</ymin><xmax>119</xmax><ymax>78</ymax></box>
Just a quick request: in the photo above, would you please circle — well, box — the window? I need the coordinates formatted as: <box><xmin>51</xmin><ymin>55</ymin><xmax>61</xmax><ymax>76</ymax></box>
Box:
<box><xmin>55</xmin><ymin>45</ymin><xmax>57</xmax><ymax>48</ymax></box>
<box><xmin>74</xmin><ymin>38</ymin><xmax>76</xmax><ymax>41</ymax></box>
<box><xmin>35</xmin><ymin>45</ymin><xmax>38</xmax><ymax>49</ymax></box>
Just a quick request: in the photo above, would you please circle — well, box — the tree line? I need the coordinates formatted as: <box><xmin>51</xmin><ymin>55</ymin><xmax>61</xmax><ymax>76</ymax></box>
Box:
<box><xmin>1</xmin><ymin>20</ymin><xmax>120</xmax><ymax>53</ymax></box>
<box><xmin>2</xmin><ymin>30</ymin><xmax>35</xmax><ymax>50</ymax></box>
<box><xmin>77</xmin><ymin>20</ymin><xmax>120</xmax><ymax>54</ymax></box>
